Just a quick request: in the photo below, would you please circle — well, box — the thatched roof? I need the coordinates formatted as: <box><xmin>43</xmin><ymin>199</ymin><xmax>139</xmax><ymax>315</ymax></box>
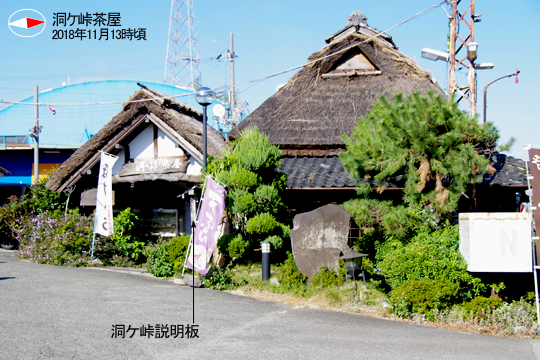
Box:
<box><xmin>47</xmin><ymin>86</ymin><xmax>226</xmax><ymax>192</ymax></box>
<box><xmin>229</xmin><ymin>12</ymin><xmax>444</xmax><ymax>149</ymax></box>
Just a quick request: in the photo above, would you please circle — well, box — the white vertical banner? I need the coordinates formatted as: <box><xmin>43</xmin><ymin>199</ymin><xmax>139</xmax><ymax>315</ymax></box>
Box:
<box><xmin>95</xmin><ymin>152</ymin><xmax>118</xmax><ymax>237</ymax></box>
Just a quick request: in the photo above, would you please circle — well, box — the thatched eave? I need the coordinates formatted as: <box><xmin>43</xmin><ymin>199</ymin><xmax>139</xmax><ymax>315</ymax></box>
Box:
<box><xmin>47</xmin><ymin>87</ymin><xmax>226</xmax><ymax>193</ymax></box>
<box><xmin>229</xmin><ymin>29</ymin><xmax>444</xmax><ymax>146</ymax></box>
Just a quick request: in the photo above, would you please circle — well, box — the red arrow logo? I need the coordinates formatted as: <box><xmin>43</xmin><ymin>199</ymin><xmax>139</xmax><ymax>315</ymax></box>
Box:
<box><xmin>9</xmin><ymin>17</ymin><xmax>45</xmax><ymax>29</ymax></box>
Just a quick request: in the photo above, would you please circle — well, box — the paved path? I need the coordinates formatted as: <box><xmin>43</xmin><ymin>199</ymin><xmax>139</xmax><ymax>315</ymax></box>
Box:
<box><xmin>1</xmin><ymin>250</ymin><xmax>539</xmax><ymax>359</ymax></box>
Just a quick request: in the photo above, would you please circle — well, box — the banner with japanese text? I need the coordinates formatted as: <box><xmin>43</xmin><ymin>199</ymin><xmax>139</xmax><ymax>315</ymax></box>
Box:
<box><xmin>186</xmin><ymin>176</ymin><xmax>226</xmax><ymax>275</ymax></box>
<box><xmin>529</xmin><ymin>148</ymin><xmax>540</xmax><ymax>232</ymax></box>
<box><xmin>95</xmin><ymin>152</ymin><xmax>118</xmax><ymax>237</ymax></box>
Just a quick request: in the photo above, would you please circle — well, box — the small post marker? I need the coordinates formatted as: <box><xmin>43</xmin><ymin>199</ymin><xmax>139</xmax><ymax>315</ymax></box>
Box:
<box><xmin>262</xmin><ymin>241</ymin><xmax>270</xmax><ymax>281</ymax></box>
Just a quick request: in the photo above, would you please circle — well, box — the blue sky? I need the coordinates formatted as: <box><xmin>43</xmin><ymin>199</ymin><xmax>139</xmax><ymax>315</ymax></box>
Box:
<box><xmin>1</xmin><ymin>0</ymin><xmax>539</xmax><ymax>159</ymax></box>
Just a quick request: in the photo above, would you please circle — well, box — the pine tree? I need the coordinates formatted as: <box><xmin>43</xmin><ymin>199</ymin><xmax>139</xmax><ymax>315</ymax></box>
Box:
<box><xmin>207</xmin><ymin>127</ymin><xmax>289</xmax><ymax>261</ymax></box>
<box><xmin>340</xmin><ymin>91</ymin><xmax>508</xmax><ymax>214</ymax></box>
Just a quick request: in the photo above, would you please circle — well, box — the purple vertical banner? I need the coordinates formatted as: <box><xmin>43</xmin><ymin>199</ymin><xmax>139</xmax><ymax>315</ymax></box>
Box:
<box><xmin>186</xmin><ymin>176</ymin><xmax>226</xmax><ymax>275</ymax></box>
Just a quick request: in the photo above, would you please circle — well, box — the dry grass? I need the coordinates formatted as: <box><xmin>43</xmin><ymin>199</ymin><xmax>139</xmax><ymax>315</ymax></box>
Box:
<box><xmin>228</xmin><ymin>285</ymin><xmax>540</xmax><ymax>339</ymax></box>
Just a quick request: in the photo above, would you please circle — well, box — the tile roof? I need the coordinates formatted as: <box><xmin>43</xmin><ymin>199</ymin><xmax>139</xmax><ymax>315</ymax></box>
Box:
<box><xmin>280</xmin><ymin>153</ymin><xmax>528</xmax><ymax>190</ymax></box>
<box><xmin>483</xmin><ymin>154</ymin><xmax>528</xmax><ymax>187</ymax></box>
<box><xmin>280</xmin><ymin>156</ymin><xmax>356</xmax><ymax>189</ymax></box>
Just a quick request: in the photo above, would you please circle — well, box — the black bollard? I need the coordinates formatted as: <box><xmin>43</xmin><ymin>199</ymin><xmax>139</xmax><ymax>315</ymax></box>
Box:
<box><xmin>262</xmin><ymin>241</ymin><xmax>270</xmax><ymax>281</ymax></box>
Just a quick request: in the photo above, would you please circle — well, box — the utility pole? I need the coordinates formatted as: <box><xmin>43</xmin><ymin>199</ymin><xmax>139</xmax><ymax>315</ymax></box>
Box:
<box><xmin>33</xmin><ymin>86</ymin><xmax>39</xmax><ymax>185</ymax></box>
<box><xmin>448</xmin><ymin>0</ymin><xmax>480</xmax><ymax>117</ymax></box>
<box><xmin>229</xmin><ymin>33</ymin><xmax>236</xmax><ymax>125</ymax></box>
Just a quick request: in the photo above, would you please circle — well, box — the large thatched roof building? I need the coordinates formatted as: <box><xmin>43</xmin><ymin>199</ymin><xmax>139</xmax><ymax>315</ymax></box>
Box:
<box><xmin>229</xmin><ymin>10</ymin><xmax>444</xmax><ymax>155</ymax></box>
<box><xmin>228</xmin><ymin>11</ymin><xmax>444</xmax><ymax>212</ymax></box>
<box><xmin>230</xmin><ymin>11</ymin><xmax>527</xmax><ymax>214</ymax></box>
<box><xmin>47</xmin><ymin>85</ymin><xmax>226</xmax><ymax>236</ymax></box>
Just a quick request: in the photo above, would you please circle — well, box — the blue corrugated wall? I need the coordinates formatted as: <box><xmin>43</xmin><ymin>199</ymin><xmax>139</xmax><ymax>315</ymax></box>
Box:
<box><xmin>0</xmin><ymin>80</ymin><xmax>220</xmax><ymax>146</ymax></box>
<box><xmin>0</xmin><ymin>80</ymin><xmax>226</xmax><ymax>185</ymax></box>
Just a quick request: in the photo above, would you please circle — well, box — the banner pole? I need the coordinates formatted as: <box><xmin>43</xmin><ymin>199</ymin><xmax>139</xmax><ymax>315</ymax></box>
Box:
<box><xmin>181</xmin><ymin>175</ymin><xmax>210</xmax><ymax>277</ymax></box>
<box><xmin>90</xmin><ymin>211</ymin><xmax>98</xmax><ymax>259</ymax></box>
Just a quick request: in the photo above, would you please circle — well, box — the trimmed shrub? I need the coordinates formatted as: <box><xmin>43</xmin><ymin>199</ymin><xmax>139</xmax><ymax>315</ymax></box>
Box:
<box><xmin>218</xmin><ymin>233</ymin><xmax>249</xmax><ymax>259</ymax></box>
<box><xmin>167</xmin><ymin>234</ymin><xmax>190</xmax><ymax>268</ymax></box>
<box><xmin>390</xmin><ymin>279</ymin><xmax>460</xmax><ymax>318</ymax></box>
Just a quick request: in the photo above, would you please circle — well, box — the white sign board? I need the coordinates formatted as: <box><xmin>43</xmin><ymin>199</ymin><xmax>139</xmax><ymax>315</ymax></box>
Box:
<box><xmin>459</xmin><ymin>213</ymin><xmax>532</xmax><ymax>272</ymax></box>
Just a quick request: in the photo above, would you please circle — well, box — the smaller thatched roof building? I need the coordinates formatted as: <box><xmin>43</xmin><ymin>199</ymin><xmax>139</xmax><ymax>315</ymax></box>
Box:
<box><xmin>47</xmin><ymin>85</ymin><xmax>226</xmax><ymax>193</ymax></box>
<box><xmin>47</xmin><ymin>85</ymin><xmax>227</xmax><ymax>237</ymax></box>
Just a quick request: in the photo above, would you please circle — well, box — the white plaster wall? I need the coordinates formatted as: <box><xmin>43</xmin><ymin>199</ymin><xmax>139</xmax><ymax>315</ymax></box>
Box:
<box><xmin>128</xmin><ymin>125</ymin><xmax>154</xmax><ymax>159</ymax></box>
<box><xmin>157</xmin><ymin>128</ymin><xmax>185</xmax><ymax>157</ymax></box>
<box><xmin>186</xmin><ymin>156</ymin><xmax>202</xmax><ymax>175</ymax></box>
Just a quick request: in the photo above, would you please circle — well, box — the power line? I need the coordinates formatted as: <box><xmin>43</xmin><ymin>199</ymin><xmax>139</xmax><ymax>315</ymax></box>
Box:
<box><xmin>0</xmin><ymin>2</ymin><xmax>446</xmax><ymax>107</ymax></box>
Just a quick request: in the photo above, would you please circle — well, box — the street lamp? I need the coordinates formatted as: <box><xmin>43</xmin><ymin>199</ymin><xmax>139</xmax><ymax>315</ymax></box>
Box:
<box><xmin>483</xmin><ymin>69</ymin><xmax>520</xmax><ymax>124</ymax></box>
<box><xmin>467</xmin><ymin>42</ymin><xmax>478</xmax><ymax>63</ymax></box>
<box><xmin>195</xmin><ymin>87</ymin><xmax>215</xmax><ymax>173</ymax></box>
<box><xmin>421</xmin><ymin>48</ymin><xmax>450</xmax><ymax>62</ymax></box>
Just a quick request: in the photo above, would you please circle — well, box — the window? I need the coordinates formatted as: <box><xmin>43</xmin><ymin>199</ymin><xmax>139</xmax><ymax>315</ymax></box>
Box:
<box><xmin>4</xmin><ymin>136</ymin><xmax>28</xmax><ymax>145</ymax></box>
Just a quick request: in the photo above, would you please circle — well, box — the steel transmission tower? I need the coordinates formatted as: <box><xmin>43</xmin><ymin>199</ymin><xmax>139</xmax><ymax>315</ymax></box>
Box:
<box><xmin>448</xmin><ymin>0</ymin><xmax>479</xmax><ymax>116</ymax></box>
<box><xmin>164</xmin><ymin>0</ymin><xmax>202</xmax><ymax>89</ymax></box>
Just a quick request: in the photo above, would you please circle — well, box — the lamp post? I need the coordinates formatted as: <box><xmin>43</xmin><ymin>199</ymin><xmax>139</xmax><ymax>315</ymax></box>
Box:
<box><xmin>195</xmin><ymin>87</ymin><xmax>215</xmax><ymax>173</ymax></box>
<box><xmin>483</xmin><ymin>69</ymin><xmax>520</xmax><ymax>125</ymax></box>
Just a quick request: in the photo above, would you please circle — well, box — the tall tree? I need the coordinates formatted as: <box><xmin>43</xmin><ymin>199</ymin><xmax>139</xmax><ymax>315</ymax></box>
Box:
<box><xmin>207</xmin><ymin>127</ymin><xmax>289</xmax><ymax>261</ymax></box>
<box><xmin>340</xmin><ymin>91</ymin><xmax>510</xmax><ymax>214</ymax></box>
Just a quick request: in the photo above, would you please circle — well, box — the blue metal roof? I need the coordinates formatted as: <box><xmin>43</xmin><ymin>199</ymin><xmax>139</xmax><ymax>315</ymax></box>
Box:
<box><xmin>0</xmin><ymin>80</ymin><xmax>225</xmax><ymax>147</ymax></box>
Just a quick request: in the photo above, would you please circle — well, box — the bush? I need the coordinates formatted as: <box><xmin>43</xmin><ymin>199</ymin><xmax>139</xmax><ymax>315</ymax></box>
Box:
<box><xmin>276</xmin><ymin>252</ymin><xmax>306</xmax><ymax>292</ymax></box>
<box><xmin>109</xmin><ymin>208</ymin><xmax>145</xmax><ymax>262</ymax></box>
<box><xmin>16</xmin><ymin>209</ymin><xmax>93</xmax><ymax>266</ymax></box>
<box><xmin>204</xmin><ymin>265</ymin><xmax>237</xmax><ymax>291</ymax></box>
<box><xmin>390</xmin><ymin>278</ymin><xmax>460</xmax><ymax>318</ymax></box>
<box><xmin>144</xmin><ymin>240</ymin><xmax>175</xmax><ymax>277</ymax></box>
<box><xmin>310</xmin><ymin>263</ymin><xmax>345</xmax><ymax>289</ymax></box>
<box><xmin>246</xmin><ymin>213</ymin><xmax>278</xmax><ymax>235</ymax></box>
<box><xmin>0</xmin><ymin>197</ymin><xmax>29</xmax><ymax>249</ymax></box>
<box><xmin>167</xmin><ymin>234</ymin><xmax>190</xmax><ymax>269</ymax></box>
<box><xmin>463</xmin><ymin>296</ymin><xmax>503</xmax><ymax>320</ymax></box>
<box><xmin>27</xmin><ymin>174</ymin><xmax>65</xmax><ymax>214</ymax></box>
<box><xmin>376</xmin><ymin>225</ymin><xmax>485</xmax><ymax>300</ymax></box>
<box><xmin>491</xmin><ymin>299</ymin><xmax>539</xmax><ymax>335</ymax></box>
<box><xmin>218</xmin><ymin>233</ymin><xmax>249</xmax><ymax>259</ymax></box>
<box><xmin>143</xmin><ymin>234</ymin><xmax>192</xmax><ymax>277</ymax></box>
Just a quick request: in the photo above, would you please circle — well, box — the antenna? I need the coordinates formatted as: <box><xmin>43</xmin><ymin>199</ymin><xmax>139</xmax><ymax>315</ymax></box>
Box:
<box><xmin>164</xmin><ymin>0</ymin><xmax>202</xmax><ymax>89</ymax></box>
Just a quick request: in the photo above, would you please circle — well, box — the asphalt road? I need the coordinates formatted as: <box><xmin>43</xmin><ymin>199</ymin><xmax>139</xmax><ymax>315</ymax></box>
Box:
<box><xmin>1</xmin><ymin>250</ymin><xmax>540</xmax><ymax>360</ymax></box>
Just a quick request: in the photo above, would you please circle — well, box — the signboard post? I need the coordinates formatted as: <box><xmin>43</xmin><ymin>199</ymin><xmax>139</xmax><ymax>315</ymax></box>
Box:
<box><xmin>525</xmin><ymin>145</ymin><xmax>540</xmax><ymax>323</ymax></box>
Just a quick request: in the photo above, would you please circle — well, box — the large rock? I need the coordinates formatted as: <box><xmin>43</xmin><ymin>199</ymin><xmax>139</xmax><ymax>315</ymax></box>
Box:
<box><xmin>290</xmin><ymin>204</ymin><xmax>350</xmax><ymax>279</ymax></box>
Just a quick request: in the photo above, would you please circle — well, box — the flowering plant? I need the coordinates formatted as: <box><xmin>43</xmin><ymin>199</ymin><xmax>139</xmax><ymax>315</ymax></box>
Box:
<box><xmin>16</xmin><ymin>209</ymin><xmax>93</xmax><ymax>267</ymax></box>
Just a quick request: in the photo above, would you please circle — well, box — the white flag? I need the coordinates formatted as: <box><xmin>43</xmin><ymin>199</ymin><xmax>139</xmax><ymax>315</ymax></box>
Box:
<box><xmin>95</xmin><ymin>152</ymin><xmax>118</xmax><ymax>237</ymax></box>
